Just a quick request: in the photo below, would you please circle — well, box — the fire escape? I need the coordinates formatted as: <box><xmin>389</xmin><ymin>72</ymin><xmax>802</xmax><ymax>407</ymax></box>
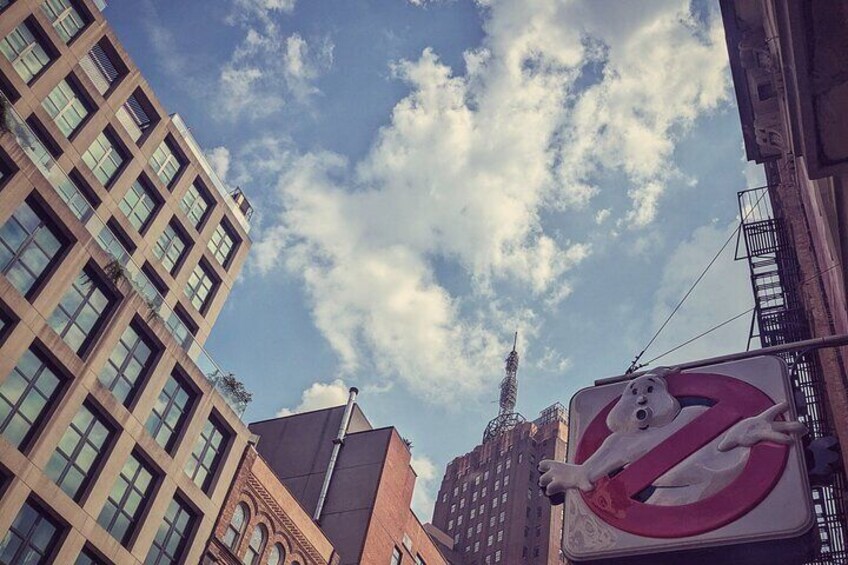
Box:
<box><xmin>737</xmin><ymin>183</ymin><xmax>848</xmax><ymax>563</ymax></box>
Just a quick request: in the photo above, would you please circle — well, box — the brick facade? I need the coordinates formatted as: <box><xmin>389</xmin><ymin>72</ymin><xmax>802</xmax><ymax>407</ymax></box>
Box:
<box><xmin>204</xmin><ymin>446</ymin><xmax>339</xmax><ymax>565</ymax></box>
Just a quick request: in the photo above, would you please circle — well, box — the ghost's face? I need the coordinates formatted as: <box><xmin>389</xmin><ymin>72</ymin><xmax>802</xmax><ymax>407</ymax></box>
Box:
<box><xmin>606</xmin><ymin>374</ymin><xmax>681</xmax><ymax>433</ymax></box>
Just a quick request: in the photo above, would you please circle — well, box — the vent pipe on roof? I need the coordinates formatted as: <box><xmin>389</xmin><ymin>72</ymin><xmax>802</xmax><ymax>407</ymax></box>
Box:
<box><xmin>313</xmin><ymin>386</ymin><xmax>359</xmax><ymax>522</ymax></box>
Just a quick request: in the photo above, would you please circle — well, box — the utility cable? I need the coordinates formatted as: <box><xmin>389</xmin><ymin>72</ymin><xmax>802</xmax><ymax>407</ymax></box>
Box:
<box><xmin>626</xmin><ymin>188</ymin><xmax>770</xmax><ymax>374</ymax></box>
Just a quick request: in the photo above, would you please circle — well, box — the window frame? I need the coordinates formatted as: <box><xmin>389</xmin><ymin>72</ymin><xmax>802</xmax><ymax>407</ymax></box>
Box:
<box><xmin>148</xmin><ymin>137</ymin><xmax>184</xmax><ymax>189</ymax></box>
<box><xmin>40</xmin><ymin>0</ymin><xmax>89</xmax><ymax>45</ymax></box>
<box><xmin>184</xmin><ymin>260</ymin><xmax>217</xmax><ymax>314</ymax></box>
<box><xmin>97</xmin><ymin>450</ymin><xmax>156</xmax><ymax>546</ymax></box>
<box><xmin>222</xmin><ymin>501</ymin><xmax>249</xmax><ymax>551</ymax></box>
<box><xmin>243</xmin><ymin>523</ymin><xmax>267</xmax><ymax>565</ymax></box>
<box><xmin>41</xmin><ymin>75</ymin><xmax>90</xmax><ymax>139</ymax></box>
<box><xmin>180</xmin><ymin>180</ymin><xmax>211</xmax><ymax>229</ymax></box>
<box><xmin>0</xmin><ymin>498</ymin><xmax>62</xmax><ymax>565</ymax></box>
<box><xmin>47</xmin><ymin>265</ymin><xmax>116</xmax><ymax>357</ymax></box>
<box><xmin>82</xmin><ymin>129</ymin><xmax>125</xmax><ymax>187</ymax></box>
<box><xmin>184</xmin><ymin>414</ymin><xmax>229</xmax><ymax>493</ymax></box>
<box><xmin>208</xmin><ymin>220</ymin><xmax>237</xmax><ymax>269</ymax></box>
<box><xmin>0</xmin><ymin>20</ymin><xmax>53</xmax><ymax>85</ymax></box>
<box><xmin>98</xmin><ymin>321</ymin><xmax>158</xmax><ymax>407</ymax></box>
<box><xmin>145</xmin><ymin>370</ymin><xmax>194</xmax><ymax>453</ymax></box>
<box><xmin>118</xmin><ymin>176</ymin><xmax>160</xmax><ymax>233</ymax></box>
<box><xmin>145</xmin><ymin>495</ymin><xmax>195</xmax><ymax>565</ymax></box>
<box><xmin>152</xmin><ymin>220</ymin><xmax>189</xmax><ymax>275</ymax></box>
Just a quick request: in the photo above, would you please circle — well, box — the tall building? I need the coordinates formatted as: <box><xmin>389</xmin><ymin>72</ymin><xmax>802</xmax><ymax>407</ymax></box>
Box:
<box><xmin>0</xmin><ymin>0</ymin><xmax>256</xmax><ymax>563</ymax></box>
<box><xmin>721</xmin><ymin>0</ymin><xmax>848</xmax><ymax>562</ymax></box>
<box><xmin>203</xmin><ymin>445</ymin><xmax>340</xmax><ymax>565</ymax></box>
<box><xmin>249</xmin><ymin>388</ymin><xmax>449</xmax><ymax>565</ymax></box>
<box><xmin>430</xmin><ymin>342</ymin><xmax>568</xmax><ymax>565</ymax></box>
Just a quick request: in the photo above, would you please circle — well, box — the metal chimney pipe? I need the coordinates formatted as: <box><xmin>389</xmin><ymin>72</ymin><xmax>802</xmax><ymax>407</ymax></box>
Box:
<box><xmin>313</xmin><ymin>386</ymin><xmax>359</xmax><ymax>522</ymax></box>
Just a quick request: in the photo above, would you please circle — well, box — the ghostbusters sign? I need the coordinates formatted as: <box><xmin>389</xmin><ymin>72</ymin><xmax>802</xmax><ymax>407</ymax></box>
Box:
<box><xmin>540</xmin><ymin>357</ymin><xmax>814</xmax><ymax>562</ymax></box>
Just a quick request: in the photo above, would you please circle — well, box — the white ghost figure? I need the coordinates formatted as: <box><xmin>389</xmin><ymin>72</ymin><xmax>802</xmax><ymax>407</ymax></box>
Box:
<box><xmin>539</xmin><ymin>368</ymin><xmax>808</xmax><ymax>506</ymax></box>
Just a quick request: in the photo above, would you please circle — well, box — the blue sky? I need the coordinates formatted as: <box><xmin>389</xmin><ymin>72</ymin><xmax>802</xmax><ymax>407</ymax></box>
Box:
<box><xmin>106</xmin><ymin>0</ymin><xmax>764</xmax><ymax>519</ymax></box>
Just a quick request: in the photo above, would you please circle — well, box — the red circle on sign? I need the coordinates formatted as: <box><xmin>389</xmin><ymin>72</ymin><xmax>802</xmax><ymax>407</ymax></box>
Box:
<box><xmin>575</xmin><ymin>373</ymin><xmax>789</xmax><ymax>538</ymax></box>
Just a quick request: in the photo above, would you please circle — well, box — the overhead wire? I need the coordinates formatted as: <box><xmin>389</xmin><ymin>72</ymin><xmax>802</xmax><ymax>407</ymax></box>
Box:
<box><xmin>625</xmin><ymin>188</ymin><xmax>770</xmax><ymax>374</ymax></box>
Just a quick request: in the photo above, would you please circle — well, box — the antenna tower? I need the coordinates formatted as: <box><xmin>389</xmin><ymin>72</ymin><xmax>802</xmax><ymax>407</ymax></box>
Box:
<box><xmin>483</xmin><ymin>332</ymin><xmax>526</xmax><ymax>442</ymax></box>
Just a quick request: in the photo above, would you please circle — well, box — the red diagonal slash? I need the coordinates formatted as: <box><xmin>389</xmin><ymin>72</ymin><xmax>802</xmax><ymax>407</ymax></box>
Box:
<box><xmin>574</xmin><ymin>373</ymin><xmax>790</xmax><ymax>538</ymax></box>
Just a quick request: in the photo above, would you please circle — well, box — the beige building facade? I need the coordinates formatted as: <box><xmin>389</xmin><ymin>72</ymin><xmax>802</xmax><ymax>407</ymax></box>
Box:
<box><xmin>0</xmin><ymin>0</ymin><xmax>256</xmax><ymax>563</ymax></box>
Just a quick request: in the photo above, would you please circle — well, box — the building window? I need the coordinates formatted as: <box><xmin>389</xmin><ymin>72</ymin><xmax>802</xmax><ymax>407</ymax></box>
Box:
<box><xmin>447</xmin><ymin>519</ymin><xmax>453</xmax><ymax>530</ymax></box>
<box><xmin>42</xmin><ymin>78</ymin><xmax>88</xmax><ymax>137</ymax></box>
<box><xmin>119</xmin><ymin>178</ymin><xmax>158</xmax><ymax>232</ymax></box>
<box><xmin>267</xmin><ymin>544</ymin><xmax>285</xmax><ymax>565</ymax></box>
<box><xmin>99</xmin><ymin>324</ymin><xmax>156</xmax><ymax>406</ymax></box>
<box><xmin>457</xmin><ymin>514</ymin><xmax>462</xmax><ymax>526</ymax></box>
<box><xmin>80</xmin><ymin>41</ymin><xmax>123</xmax><ymax>95</ymax></box>
<box><xmin>476</xmin><ymin>523</ymin><xmax>482</xmax><ymax>534</ymax></box>
<box><xmin>48</xmin><ymin>267</ymin><xmax>113</xmax><ymax>355</ymax></box>
<box><xmin>145</xmin><ymin>372</ymin><xmax>192</xmax><ymax>452</ymax></box>
<box><xmin>390</xmin><ymin>546</ymin><xmax>402</xmax><ymax>565</ymax></box>
<box><xmin>74</xmin><ymin>546</ymin><xmax>105</xmax><ymax>565</ymax></box>
<box><xmin>184</xmin><ymin>261</ymin><xmax>216</xmax><ymax>312</ymax></box>
<box><xmin>499</xmin><ymin>511</ymin><xmax>505</xmax><ymax>523</ymax></box>
<box><xmin>1</xmin><ymin>22</ymin><xmax>51</xmax><ymax>84</ymax></box>
<box><xmin>497</xmin><ymin>530</ymin><xmax>503</xmax><ymax>542</ymax></box>
<box><xmin>487</xmin><ymin>535</ymin><xmax>493</xmax><ymax>547</ymax></box>
<box><xmin>222</xmin><ymin>502</ymin><xmax>248</xmax><ymax>550</ymax></box>
<box><xmin>0</xmin><ymin>500</ymin><xmax>61</xmax><ymax>565</ymax></box>
<box><xmin>145</xmin><ymin>496</ymin><xmax>195</xmax><ymax>565</ymax></box>
<box><xmin>495</xmin><ymin>550</ymin><xmax>501</xmax><ymax>562</ymax></box>
<box><xmin>243</xmin><ymin>524</ymin><xmax>267</xmax><ymax>565</ymax></box>
<box><xmin>184</xmin><ymin>416</ymin><xmax>227</xmax><ymax>492</ymax></box>
<box><xmin>97</xmin><ymin>451</ymin><xmax>154</xmax><ymax>545</ymax></box>
<box><xmin>41</xmin><ymin>0</ymin><xmax>86</xmax><ymax>44</ymax></box>
<box><xmin>501</xmin><ymin>493</ymin><xmax>507</xmax><ymax>503</ymax></box>
<box><xmin>115</xmin><ymin>91</ymin><xmax>153</xmax><ymax>143</ymax></box>
<box><xmin>45</xmin><ymin>402</ymin><xmax>112</xmax><ymax>500</ymax></box>
<box><xmin>82</xmin><ymin>131</ymin><xmax>124</xmax><ymax>186</ymax></box>
<box><xmin>0</xmin><ymin>348</ymin><xmax>63</xmax><ymax>448</ymax></box>
<box><xmin>149</xmin><ymin>139</ymin><xmax>182</xmax><ymax>188</ymax></box>
<box><xmin>208</xmin><ymin>222</ymin><xmax>236</xmax><ymax>267</ymax></box>
<box><xmin>180</xmin><ymin>182</ymin><xmax>210</xmax><ymax>229</ymax></box>
<box><xmin>164</xmin><ymin>307</ymin><xmax>194</xmax><ymax>349</ymax></box>
<box><xmin>0</xmin><ymin>200</ymin><xmax>64</xmax><ymax>297</ymax></box>
<box><xmin>153</xmin><ymin>222</ymin><xmax>188</xmax><ymax>275</ymax></box>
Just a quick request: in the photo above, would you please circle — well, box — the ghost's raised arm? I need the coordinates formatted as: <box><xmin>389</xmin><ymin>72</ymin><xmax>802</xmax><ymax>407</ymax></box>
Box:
<box><xmin>539</xmin><ymin>433</ymin><xmax>630</xmax><ymax>495</ymax></box>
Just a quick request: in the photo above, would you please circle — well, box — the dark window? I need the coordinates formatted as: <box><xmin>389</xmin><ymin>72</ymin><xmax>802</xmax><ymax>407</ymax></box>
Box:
<box><xmin>184</xmin><ymin>416</ymin><xmax>228</xmax><ymax>492</ymax></box>
<box><xmin>42</xmin><ymin>77</ymin><xmax>89</xmax><ymax>138</ymax></box>
<box><xmin>44</xmin><ymin>401</ymin><xmax>112</xmax><ymax>500</ymax></box>
<box><xmin>0</xmin><ymin>200</ymin><xmax>64</xmax><ymax>297</ymax></box>
<box><xmin>97</xmin><ymin>451</ymin><xmax>155</xmax><ymax>546</ymax></box>
<box><xmin>145</xmin><ymin>372</ymin><xmax>192</xmax><ymax>453</ymax></box>
<box><xmin>0</xmin><ymin>347</ymin><xmax>63</xmax><ymax>449</ymax></box>
<box><xmin>41</xmin><ymin>0</ymin><xmax>87</xmax><ymax>44</ymax></box>
<box><xmin>222</xmin><ymin>502</ymin><xmax>248</xmax><ymax>550</ymax></box>
<box><xmin>179</xmin><ymin>182</ymin><xmax>210</xmax><ymax>229</ymax></box>
<box><xmin>99</xmin><ymin>323</ymin><xmax>156</xmax><ymax>406</ymax></box>
<box><xmin>267</xmin><ymin>544</ymin><xmax>285</xmax><ymax>565</ymax></box>
<box><xmin>148</xmin><ymin>138</ymin><xmax>183</xmax><ymax>188</ymax></box>
<box><xmin>0</xmin><ymin>500</ymin><xmax>62</xmax><ymax>565</ymax></box>
<box><xmin>57</xmin><ymin>170</ymin><xmax>98</xmax><ymax>222</ymax></box>
<box><xmin>184</xmin><ymin>261</ymin><xmax>216</xmax><ymax>313</ymax></box>
<box><xmin>47</xmin><ymin>266</ymin><xmax>114</xmax><ymax>356</ymax></box>
<box><xmin>153</xmin><ymin>222</ymin><xmax>188</xmax><ymax>275</ymax></box>
<box><xmin>144</xmin><ymin>496</ymin><xmax>195</xmax><ymax>565</ymax></box>
<box><xmin>74</xmin><ymin>546</ymin><xmax>107</xmax><ymax>565</ymax></box>
<box><xmin>0</xmin><ymin>21</ymin><xmax>52</xmax><ymax>84</ymax></box>
<box><xmin>119</xmin><ymin>177</ymin><xmax>159</xmax><ymax>232</ymax></box>
<box><xmin>390</xmin><ymin>546</ymin><xmax>402</xmax><ymax>565</ymax></box>
<box><xmin>208</xmin><ymin>221</ymin><xmax>237</xmax><ymax>268</ymax></box>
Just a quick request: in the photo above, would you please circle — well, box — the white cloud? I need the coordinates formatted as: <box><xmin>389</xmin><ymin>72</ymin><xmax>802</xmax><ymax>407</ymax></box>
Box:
<box><xmin>218</xmin><ymin>4</ymin><xmax>333</xmax><ymax>120</ymax></box>
<box><xmin>205</xmin><ymin>146</ymin><xmax>232</xmax><ymax>183</ymax></box>
<box><xmin>410</xmin><ymin>454</ymin><xmax>438</xmax><ymax>522</ymax></box>
<box><xmin>276</xmin><ymin>378</ymin><xmax>350</xmax><ymax>416</ymax></box>
<box><xmin>252</xmin><ymin>0</ymin><xmax>730</xmax><ymax>405</ymax></box>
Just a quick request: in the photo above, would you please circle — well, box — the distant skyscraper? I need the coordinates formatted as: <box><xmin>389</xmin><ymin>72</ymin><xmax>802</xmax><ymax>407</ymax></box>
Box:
<box><xmin>431</xmin><ymin>341</ymin><xmax>569</xmax><ymax>565</ymax></box>
<box><xmin>0</xmin><ymin>1</ymin><xmax>257</xmax><ymax>563</ymax></box>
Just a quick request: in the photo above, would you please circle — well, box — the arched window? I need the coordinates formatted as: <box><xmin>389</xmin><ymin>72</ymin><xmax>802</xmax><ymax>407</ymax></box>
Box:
<box><xmin>223</xmin><ymin>502</ymin><xmax>249</xmax><ymax>550</ymax></box>
<box><xmin>267</xmin><ymin>543</ymin><xmax>285</xmax><ymax>565</ymax></box>
<box><xmin>243</xmin><ymin>523</ymin><xmax>267</xmax><ymax>565</ymax></box>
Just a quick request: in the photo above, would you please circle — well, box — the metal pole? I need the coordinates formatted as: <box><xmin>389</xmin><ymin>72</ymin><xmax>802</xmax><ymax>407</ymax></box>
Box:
<box><xmin>313</xmin><ymin>386</ymin><xmax>359</xmax><ymax>522</ymax></box>
<box><xmin>595</xmin><ymin>333</ymin><xmax>848</xmax><ymax>386</ymax></box>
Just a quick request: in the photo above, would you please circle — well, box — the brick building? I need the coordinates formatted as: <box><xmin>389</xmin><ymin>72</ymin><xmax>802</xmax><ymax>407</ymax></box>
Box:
<box><xmin>721</xmin><ymin>0</ymin><xmax>848</xmax><ymax>562</ymax></box>
<box><xmin>430</xmin><ymin>405</ymin><xmax>568</xmax><ymax>565</ymax></box>
<box><xmin>203</xmin><ymin>445</ymin><xmax>339</xmax><ymax>565</ymax></box>
<box><xmin>429</xmin><ymin>342</ymin><xmax>568</xmax><ymax>565</ymax></box>
<box><xmin>249</xmin><ymin>389</ymin><xmax>449</xmax><ymax>565</ymax></box>
<box><xmin>0</xmin><ymin>0</ymin><xmax>257</xmax><ymax>563</ymax></box>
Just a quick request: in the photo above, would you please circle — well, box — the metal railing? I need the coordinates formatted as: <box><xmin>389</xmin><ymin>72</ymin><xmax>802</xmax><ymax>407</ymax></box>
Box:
<box><xmin>1</xmin><ymin>94</ymin><xmax>249</xmax><ymax>416</ymax></box>
<box><xmin>737</xmin><ymin>186</ymin><xmax>848</xmax><ymax>564</ymax></box>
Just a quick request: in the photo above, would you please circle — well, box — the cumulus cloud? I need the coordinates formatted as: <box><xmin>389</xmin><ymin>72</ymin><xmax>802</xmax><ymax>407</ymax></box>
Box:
<box><xmin>218</xmin><ymin>2</ymin><xmax>333</xmax><ymax>119</ymax></box>
<box><xmin>276</xmin><ymin>378</ymin><xmax>350</xmax><ymax>416</ymax></box>
<box><xmin>251</xmin><ymin>0</ymin><xmax>730</xmax><ymax>405</ymax></box>
<box><xmin>205</xmin><ymin>146</ymin><xmax>232</xmax><ymax>183</ymax></box>
<box><xmin>410</xmin><ymin>454</ymin><xmax>438</xmax><ymax>522</ymax></box>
